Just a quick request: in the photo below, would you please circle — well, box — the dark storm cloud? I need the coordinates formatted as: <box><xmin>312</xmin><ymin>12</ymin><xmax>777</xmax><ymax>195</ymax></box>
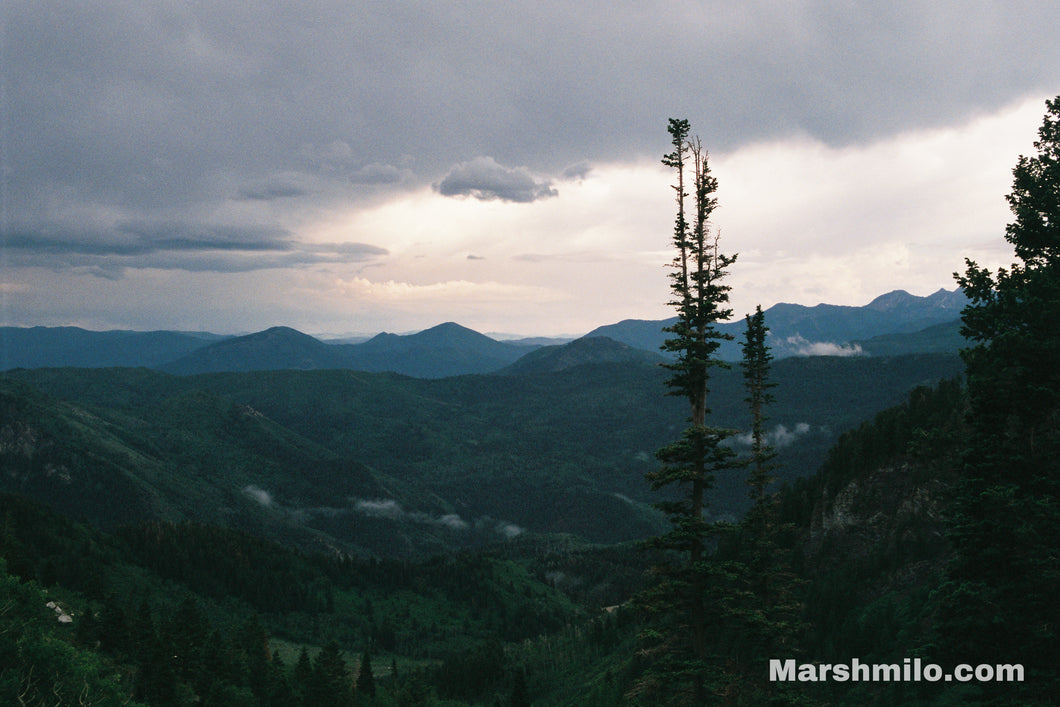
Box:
<box><xmin>116</xmin><ymin>222</ymin><xmax>295</xmax><ymax>252</ymax></box>
<box><xmin>350</xmin><ymin>163</ymin><xmax>405</xmax><ymax>185</ymax></box>
<box><xmin>237</xmin><ymin>183</ymin><xmax>310</xmax><ymax>202</ymax></box>
<box><xmin>562</xmin><ymin>163</ymin><xmax>593</xmax><ymax>181</ymax></box>
<box><xmin>127</xmin><ymin>242</ymin><xmax>388</xmax><ymax>274</ymax></box>
<box><xmin>3</xmin><ymin>223</ymin><xmax>293</xmax><ymax>258</ymax></box>
<box><xmin>4</xmin><ymin>1</ymin><xmax>1060</xmax><ymax>272</ymax></box>
<box><xmin>434</xmin><ymin>157</ymin><xmax>558</xmax><ymax>203</ymax></box>
<box><xmin>3</xmin><ymin>218</ymin><xmax>386</xmax><ymax>275</ymax></box>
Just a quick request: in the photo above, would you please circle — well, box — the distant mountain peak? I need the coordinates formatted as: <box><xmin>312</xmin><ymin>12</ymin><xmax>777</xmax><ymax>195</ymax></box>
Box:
<box><xmin>418</xmin><ymin>321</ymin><xmax>478</xmax><ymax>335</ymax></box>
<box><xmin>865</xmin><ymin>290</ymin><xmax>916</xmax><ymax>312</ymax></box>
<box><xmin>583</xmin><ymin>286</ymin><xmax>969</xmax><ymax>361</ymax></box>
<box><xmin>500</xmin><ymin>335</ymin><xmax>665</xmax><ymax>375</ymax></box>
<box><xmin>925</xmin><ymin>287</ymin><xmax>968</xmax><ymax>310</ymax></box>
<box><xmin>256</xmin><ymin>325</ymin><xmax>317</xmax><ymax>339</ymax></box>
<box><xmin>161</xmin><ymin>325</ymin><xmax>343</xmax><ymax>374</ymax></box>
<box><xmin>411</xmin><ymin>322</ymin><xmax>498</xmax><ymax>346</ymax></box>
<box><xmin>865</xmin><ymin>288</ymin><xmax>967</xmax><ymax>313</ymax></box>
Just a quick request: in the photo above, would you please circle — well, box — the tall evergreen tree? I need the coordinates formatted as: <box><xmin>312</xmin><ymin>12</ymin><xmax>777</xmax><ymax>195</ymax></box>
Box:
<box><xmin>311</xmin><ymin>640</ymin><xmax>353</xmax><ymax>707</ymax></box>
<box><xmin>632</xmin><ymin>118</ymin><xmax>739</xmax><ymax>705</ymax></box>
<box><xmin>741</xmin><ymin>305</ymin><xmax>777</xmax><ymax>508</ymax></box>
<box><xmin>358</xmin><ymin>650</ymin><xmax>377</xmax><ymax>700</ymax></box>
<box><xmin>510</xmin><ymin>669</ymin><xmax>530</xmax><ymax>707</ymax></box>
<box><xmin>724</xmin><ymin>306</ymin><xmax>804</xmax><ymax>703</ymax></box>
<box><xmin>265</xmin><ymin>650</ymin><xmax>294</xmax><ymax>707</ymax></box>
<box><xmin>293</xmin><ymin>645</ymin><xmax>314</xmax><ymax>706</ymax></box>
<box><xmin>935</xmin><ymin>95</ymin><xmax>1060</xmax><ymax>703</ymax></box>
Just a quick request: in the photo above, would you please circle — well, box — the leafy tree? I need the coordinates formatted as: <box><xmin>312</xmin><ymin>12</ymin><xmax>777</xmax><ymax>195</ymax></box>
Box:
<box><xmin>935</xmin><ymin>95</ymin><xmax>1060</xmax><ymax>702</ymax></box>
<box><xmin>632</xmin><ymin>118</ymin><xmax>740</xmax><ymax>705</ymax></box>
<box><xmin>0</xmin><ymin>559</ymin><xmax>139</xmax><ymax>706</ymax></box>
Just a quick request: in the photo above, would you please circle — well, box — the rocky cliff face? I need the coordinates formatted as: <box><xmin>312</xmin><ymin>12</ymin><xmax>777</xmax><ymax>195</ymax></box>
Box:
<box><xmin>806</xmin><ymin>461</ymin><xmax>953</xmax><ymax>596</ymax></box>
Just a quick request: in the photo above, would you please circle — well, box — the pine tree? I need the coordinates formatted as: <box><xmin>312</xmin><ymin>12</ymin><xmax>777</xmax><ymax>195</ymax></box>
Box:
<box><xmin>166</xmin><ymin>595</ymin><xmax>208</xmax><ymax>684</ymax></box>
<box><xmin>265</xmin><ymin>650</ymin><xmax>294</xmax><ymax>707</ymax></box>
<box><xmin>741</xmin><ymin>305</ymin><xmax>777</xmax><ymax>509</ymax></box>
<box><xmin>136</xmin><ymin>634</ymin><xmax>180</xmax><ymax>707</ymax></box>
<box><xmin>632</xmin><ymin>118</ymin><xmax>740</xmax><ymax>705</ymax></box>
<box><xmin>935</xmin><ymin>95</ymin><xmax>1060</xmax><ymax>702</ymax></box>
<box><xmin>358</xmin><ymin>650</ymin><xmax>377</xmax><ymax>700</ymax></box>
<box><xmin>97</xmin><ymin>593</ymin><xmax>132</xmax><ymax>658</ymax></box>
<box><xmin>311</xmin><ymin>640</ymin><xmax>353</xmax><ymax>707</ymax></box>
<box><xmin>725</xmin><ymin>306</ymin><xmax>804</xmax><ymax>703</ymax></box>
<box><xmin>510</xmin><ymin>668</ymin><xmax>530</xmax><ymax>707</ymax></box>
<box><xmin>293</xmin><ymin>645</ymin><xmax>314</xmax><ymax>706</ymax></box>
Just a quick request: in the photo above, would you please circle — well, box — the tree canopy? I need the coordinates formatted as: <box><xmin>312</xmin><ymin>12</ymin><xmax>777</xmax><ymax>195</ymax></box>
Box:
<box><xmin>937</xmin><ymin>94</ymin><xmax>1060</xmax><ymax>703</ymax></box>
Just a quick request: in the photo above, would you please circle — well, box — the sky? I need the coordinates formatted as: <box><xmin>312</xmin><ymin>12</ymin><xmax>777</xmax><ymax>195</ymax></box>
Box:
<box><xmin>3</xmin><ymin>2</ymin><xmax>1060</xmax><ymax>338</ymax></box>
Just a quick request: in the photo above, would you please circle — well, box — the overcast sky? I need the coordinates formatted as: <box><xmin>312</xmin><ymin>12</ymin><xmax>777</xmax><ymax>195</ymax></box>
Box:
<box><xmin>3</xmin><ymin>2</ymin><xmax>1060</xmax><ymax>337</ymax></box>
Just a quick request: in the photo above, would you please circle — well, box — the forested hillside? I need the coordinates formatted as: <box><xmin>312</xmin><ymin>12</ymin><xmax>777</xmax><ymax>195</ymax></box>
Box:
<box><xmin>0</xmin><ymin>349</ymin><xmax>975</xmax><ymax>705</ymax></box>
<box><xmin>2</xmin><ymin>351</ymin><xmax>962</xmax><ymax>558</ymax></box>
<box><xmin>0</xmin><ymin>372</ymin><xmax>1018</xmax><ymax>705</ymax></box>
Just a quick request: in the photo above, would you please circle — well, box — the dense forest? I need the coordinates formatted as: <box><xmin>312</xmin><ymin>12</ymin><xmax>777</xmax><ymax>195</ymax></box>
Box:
<box><xmin>2</xmin><ymin>98</ymin><xmax>1059</xmax><ymax>705</ymax></box>
<box><xmin>0</xmin><ymin>369</ymin><xmax>1019</xmax><ymax>705</ymax></box>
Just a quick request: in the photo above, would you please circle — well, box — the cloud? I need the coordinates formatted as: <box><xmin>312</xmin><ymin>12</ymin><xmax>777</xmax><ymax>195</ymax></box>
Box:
<box><xmin>353</xmin><ymin>498</ymin><xmax>404</xmax><ymax>520</ymax></box>
<box><xmin>307</xmin><ymin>242</ymin><xmax>390</xmax><ymax>261</ymax></box>
<box><xmin>350</xmin><ymin>163</ymin><xmax>405</xmax><ymax>185</ymax></box>
<box><xmin>436</xmin><ymin>514</ymin><xmax>470</xmax><ymax>530</ymax></box>
<box><xmin>7</xmin><ymin>2</ymin><xmax>1059</xmax><ymax>234</ymax></box>
<box><xmin>237</xmin><ymin>184</ymin><xmax>308</xmax><ymax>201</ymax></box>
<box><xmin>496</xmin><ymin>523</ymin><xmax>525</xmax><ymax>539</ymax></box>
<box><xmin>730</xmin><ymin>423</ymin><xmax>814</xmax><ymax>449</ymax></box>
<box><xmin>298</xmin><ymin>140</ymin><xmax>355</xmax><ymax>163</ymax></box>
<box><xmin>784</xmin><ymin>335</ymin><xmax>864</xmax><ymax>357</ymax></box>
<box><xmin>774</xmin><ymin>422</ymin><xmax>812</xmax><ymax>447</ymax></box>
<box><xmin>242</xmin><ymin>485</ymin><xmax>273</xmax><ymax>507</ymax></box>
<box><xmin>79</xmin><ymin>264</ymin><xmax>127</xmax><ymax>281</ymax></box>
<box><xmin>116</xmin><ymin>222</ymin><xmax>294</xmax><ymax>252</ymax></box>
<box><xmin>5</xmin><ymin>2</ymin><xmax>1060</xmax><ymax>334</ymax></box>
<box><xmin>352</xmin><ymin>498</ymin><xmax>469</xmax><ymax>530</ymax></box>
<box><xmin>237</xmin><ymin>175</ymin><xmax>312</xmax><ymax>201</ymax></box>
<box><xmin>3</xmin><ymin>222</ymin><xmax>293</xmax><ymax>258</ymax></box>
<box><xmin>329</xmin><ymin>277</ymin><xmax>560</xmax><ymax>305</ymax></box>
<box><xmin>350</xmin><ymin>499</ymin><xmax>529</xmax><ymax>537</ymax></box>
<box><xmin>562</xmin><ymin>162</ymin><xmax>593</xmax><ymax>181</ymax></box>
<box><xmin>3</xmin><ymin>218</ymin><xmax>388</xmax><ymax>275</ymax></box>
<box><xmin>435</xmin><ymin>157</ymin><xmax>558</xmax><ymax>203</ymax></box>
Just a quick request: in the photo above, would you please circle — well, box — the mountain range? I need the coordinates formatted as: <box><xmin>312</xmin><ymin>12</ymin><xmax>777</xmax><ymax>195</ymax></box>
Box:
<box><xmin>2</xmin><ymin>288</ymin><xmax>968</xmax><ymax>377</ymax></box>
<box><xmin>584</xmin><ymin>287</ymin><xmax>967</xmax><ymax>360</ymax></box>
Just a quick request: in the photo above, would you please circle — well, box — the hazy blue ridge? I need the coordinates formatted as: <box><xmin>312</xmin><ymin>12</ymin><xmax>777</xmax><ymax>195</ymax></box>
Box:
<box><xmin>2</xmin><ymin>288</ymin><xmax>968</xmax><ymax>376</ymax></box>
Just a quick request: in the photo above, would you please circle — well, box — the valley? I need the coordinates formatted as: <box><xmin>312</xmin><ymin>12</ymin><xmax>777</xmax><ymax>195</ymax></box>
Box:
<box><xmin>0</xmin><ymin>288</ymin><xmax>1007</xmax><ymax>705</ymax></box>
